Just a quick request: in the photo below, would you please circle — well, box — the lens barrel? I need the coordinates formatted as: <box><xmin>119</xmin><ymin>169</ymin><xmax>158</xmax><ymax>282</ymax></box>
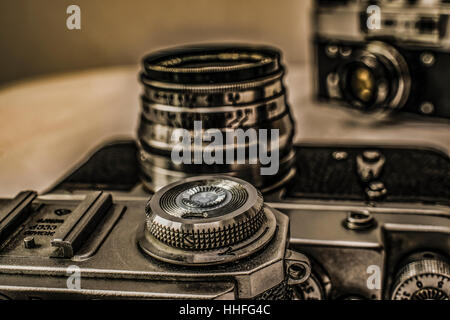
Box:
<box><xmin>338</xmin><ymin>41</ymin><xmax>411</xmax><ymax>113</ymax></box>
<box><xmin>137</xmin><ymin>44</ymin><xmax>296</xmax><ymax>193</ymax></box>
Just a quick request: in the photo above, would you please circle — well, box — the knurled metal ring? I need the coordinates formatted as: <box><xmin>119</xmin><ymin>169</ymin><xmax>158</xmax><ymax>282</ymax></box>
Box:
<box><xmin>142</xmin><ymin>44</ymin><xmax>281</xmax><ymax>84</ymax></box>
<box><xmin>140</xmin><ymin>70</ymin><xmax>284</xmax><ymax>107</ymax></box>
<box><xmin>144</xmin><ymin>176</ymin><xmax>266</xmax><ymax>251</ymax></box>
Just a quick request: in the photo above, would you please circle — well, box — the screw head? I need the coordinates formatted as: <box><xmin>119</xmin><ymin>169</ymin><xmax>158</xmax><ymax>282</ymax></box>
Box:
<box><xmin>288</xmin><ymin>263</ymin><xmax>307</xmax><ymax>281</ymax></box>
<box><xmin>332</xmin><ymin>151</ymin><xmax>348</xmax><ymax>161</ymax></box>
<box><xmin>340</xmin><ymin>47</ymin><xmax>352</xmax><ymax>57</ymax></box>
<box><xmin>420</xmin><ymin>102</ymin><xmax>434</xmax><ymax>115</ymax></box>
<box><xmin>420</xmin><ymin>52</ymin><xmax>435</xmax><ymax>67</ymax></box>
<box><xmin>326</xmin><ymin>45</ymin><xmax>339</xmax><ymax>58</ymax></box>
<box><xmin>345</xmin><ymin>210</ymin><xmax>376</xmax><ymax>231</ymax></box>
<box><xmin>366</xmin><ymin>181</ymin><xmax>388</xmax><ymax>200</ymax></box>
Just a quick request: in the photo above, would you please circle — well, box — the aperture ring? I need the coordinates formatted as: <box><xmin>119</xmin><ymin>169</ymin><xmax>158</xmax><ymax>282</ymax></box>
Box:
<box><xmin>141</xmin><ymin>94</ymin><xmax>287</xmax><ymax>128</ymax></box>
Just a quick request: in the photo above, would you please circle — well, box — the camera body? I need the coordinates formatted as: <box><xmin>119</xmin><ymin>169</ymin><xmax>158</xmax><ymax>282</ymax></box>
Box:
<box><xmin>314</xmin><ymin>0</ymin><xmax>450</xmax><ymax>118</ymax></box>
<box><xmin>0</xmin><ymin>142</ymin><xmax>448</xmax><ymax>300</ymax></box>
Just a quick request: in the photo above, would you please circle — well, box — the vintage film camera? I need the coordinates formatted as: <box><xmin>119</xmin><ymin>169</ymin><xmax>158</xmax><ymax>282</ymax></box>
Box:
<box><xmin>0</xmin><ymin>45</ymin><xmax>449</xmax><ymax>300</ymax></box>
<box><xmin>314</xmin><ymin>0</ymin><xmax>450</xmax><ymax>119</ymax></box>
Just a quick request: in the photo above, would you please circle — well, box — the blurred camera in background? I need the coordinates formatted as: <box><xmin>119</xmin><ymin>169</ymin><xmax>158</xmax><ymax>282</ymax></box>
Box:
<box><xmin>314</xmin><ymin>0</ymin><xmax>450</xmax><ymax>119</ymax></box>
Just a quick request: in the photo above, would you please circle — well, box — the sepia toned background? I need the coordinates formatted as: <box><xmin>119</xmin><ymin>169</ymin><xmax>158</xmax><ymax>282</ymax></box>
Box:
<box><xmin>0</xmin><ymin>0</ymin><xmax>312</xmax><ymax>85</ymax></box>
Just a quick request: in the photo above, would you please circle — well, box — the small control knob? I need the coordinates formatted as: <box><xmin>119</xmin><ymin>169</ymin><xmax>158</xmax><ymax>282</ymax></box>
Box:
<box><xmin>391</xmin><ymin>253</ymin><xmax>450</xmax><ymax>300</ymax></box>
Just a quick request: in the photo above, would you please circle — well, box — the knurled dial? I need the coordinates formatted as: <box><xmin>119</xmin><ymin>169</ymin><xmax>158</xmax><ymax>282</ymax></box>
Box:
<box><xmin>145</xmin><ymin>176</ymin><xmax>266</xmax><ymax>250</ymax></box>
<box><xmin>391</xmin><ymin>254</ymin><xmax>450</xmax><ymax>300</ymax></box>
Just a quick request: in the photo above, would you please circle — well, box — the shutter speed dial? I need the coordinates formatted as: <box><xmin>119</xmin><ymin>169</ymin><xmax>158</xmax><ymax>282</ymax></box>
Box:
<box><xmin>391</xmin><ymin>252</ymin><xmax>450</xmax><ymax>300</ymax></box>
<box><xmin>139</xmin><ymin>175</ymin><xmax>278</xmax><ymax>266</ymax></box>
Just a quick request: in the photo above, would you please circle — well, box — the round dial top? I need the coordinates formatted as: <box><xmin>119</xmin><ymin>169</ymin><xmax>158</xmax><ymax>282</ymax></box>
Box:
<box><xmin>180</xmin><ymin>185</ymin><xmax>228</xmax><ymax>209</ymax></box>
<box><xmin>145</xmin><ymin>176</ymin><xmax>265</xmax><ymax>250</ymax></box>
<box><xmin>168</xmin><ymin>184</ymin><xmax>234</xmax><ymax>219</ymax></box>
<box><xmin>392</xmin><ymin>255</ymin><xmax>450</xmax><ymax>300</ymax></box>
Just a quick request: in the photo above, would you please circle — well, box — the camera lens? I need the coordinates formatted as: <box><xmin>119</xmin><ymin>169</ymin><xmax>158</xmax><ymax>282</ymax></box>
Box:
<box><xmin>137</xmin><ymin>44</ymin><xmax>296</xmax><ymax>193</ymax></box>
<box><xmin>339</xmin><ymin>41</ymin><xmax>411</xmax><ymax>112</ymax></box>
<box><xmin>349</xmin><ymin>67</ymin><xmax>375</xmax><ymax>103</ymax></box>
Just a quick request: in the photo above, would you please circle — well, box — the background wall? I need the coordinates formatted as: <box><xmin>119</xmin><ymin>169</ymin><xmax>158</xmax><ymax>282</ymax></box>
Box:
<box><xmin>0</xmin><ymin>0</ymin><xmax>312</xmax><ymax>85</ymax></box>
